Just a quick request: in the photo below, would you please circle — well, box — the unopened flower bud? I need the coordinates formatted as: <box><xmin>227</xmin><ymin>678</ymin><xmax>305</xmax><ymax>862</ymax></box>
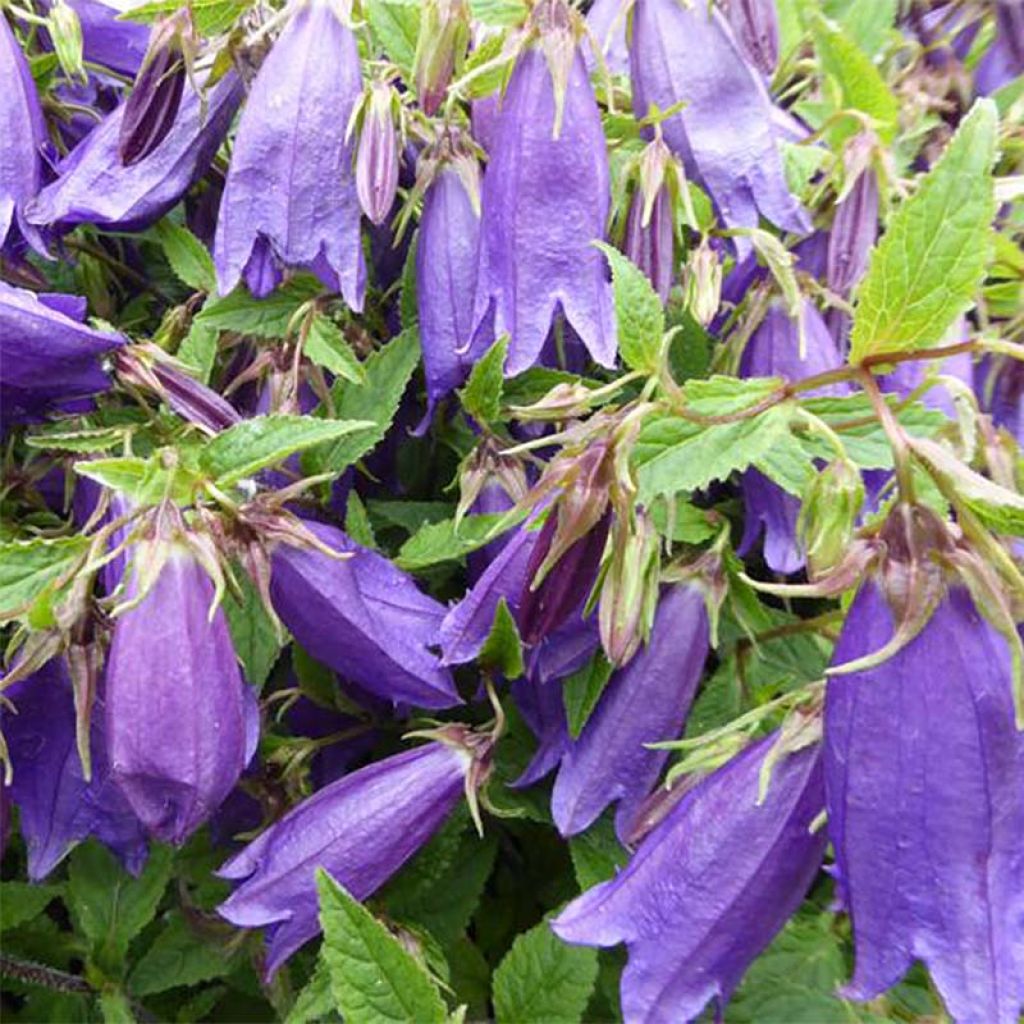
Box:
<box><xmin>355</xmin><ymin>81</ymin><xmax>400</xmax><ymax>226</ymax></box>
<box><xmin>723</xmin><ymin>0</ymin><xmax>779</xmax><ymax>77</ymax></box>
<box><xmin>623</xmin><ymin>186</ymin><xmax>674</xmax><ymax>302</ymax></box>
<box><xmin>827</xmin><ymin>166</ymin><xmax>879</xmax><ymax>296</ymax></box>
<box><xmin>682</xmin><ymin>240</ymin><xmax>722</xmax><ymax>326</ymax></box>
<box><xmin>413</xmin><ymin>0</ymin><xmax>469</xmax><ymax>116</ymax></box>
<box><xmin>48</xmin><ymin>0</ymin><xmax>85</xmax><ymax>82</ymax></box>
<box><xmin>598</xmin><ymin>511</ymin><xmax>660</xmax><ymax>666</ymax></box>
<box><xmin>798</xmin><ymin>459</ymin><xmax>864</xmax><ymax>579</ymax></box>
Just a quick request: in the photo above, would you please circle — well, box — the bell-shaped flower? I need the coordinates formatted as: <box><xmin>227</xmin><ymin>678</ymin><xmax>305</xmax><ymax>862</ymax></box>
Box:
<box><xmin>977</xmin><ymin>1</ymin><xmax>1024</xmax><ymax>95</ymax></box>
<box><xmin>630</xmin><ymin>0</ymin><xmax>809</xmax><ymax>246</ymax></box>
<box><xmin>585</xmin><ymin>0</ymin><xmax>629</xmax><ymax>76</ymax></box>
<box><xmin>552</xmin><ymin>584</ymin><xmax>710</xmax><ymax>841</ymax></box>
<box><xmin>724</xmin><ymin>0</ymin><xmax>779</xmax><ymax>76</ymax></box>
<box><xmin>825</xmin><ymin>581</ymin><xmax>1024</xmax><ymax>1023</ymax></box>
<box><xmin>3</xmin><ymin>657</ymin><xmax>148</xmax><ymax>880</ymax></box>
<box><xmin>26</xmin><ymin>70</ymin><xmax>242</xmax><ymax>234</ymax></box>
<box><xmin>0</xmin><ymin>281</ymin><xmax>126</xmax><ymax>428</ymax></box>
<box><xmin>472</xmin><ymin>6</ymin><xmax>616</xmax><ymax>374</ymax></box>
<box><xmin>60</xmin><ymin>0</ymin><xmax>149</xmax><ymax>76</ymax></box>
<box><xmin>979</xmin><ymin>355</ymin><xmax>1023</xmax><ymax>445</ymax></box>
<box><xmin>553</xmin><ymin>733</ymin><xmax>827</xmax><ymax>1023</ymax></box>
<box><xmin>623</xmin><ymin>185</ymin><xmax>674</xmax><ymax>303</ymax></box>
<box><xmin>218</xmin><ymin>734</ymin><xmax>484</xmax><ymax>975</ymax></box>
<box><xmin>270</xmin><ymin>520</ymin><xmax>460</xmax><ymax>709</ymax></box>
<box><xmin>213</xmin><ymin>0</ymin><xmax>365</xmax><ymax>305</ymax></box>
<box><xmin>105</xmin><ymin>510</ymin><xmax>256</xmax><ymax>844</ymax></box>
<box><xmin>826</xmin><ymin>166</ymin><xmax>879</xmax><ymax>297</ymax></box>
<box><xmin>0</xmin><ymin>16</ymin><xmax>49</xmax><ymax>255</ymax></box>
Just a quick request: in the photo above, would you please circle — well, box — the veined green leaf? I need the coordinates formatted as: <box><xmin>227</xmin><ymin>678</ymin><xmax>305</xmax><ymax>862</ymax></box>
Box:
<box><xmin>595</xmin><ymin>241</ymin><xmax>664</xmax><ymax>374</ymax></box>
<box><xmin>152</xmin><ymin>220</ymin><xmax>216</xmax><ymax>293</ymax></box>
<box><xmin>0</xmin><ymin>535</ymin><xmax>90</xmax><ymax>620</ymax></box>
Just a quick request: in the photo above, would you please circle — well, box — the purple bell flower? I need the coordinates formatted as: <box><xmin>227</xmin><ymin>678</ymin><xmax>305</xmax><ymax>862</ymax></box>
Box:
<box><xmin>0</xmin><ymin>16</ymin><xmax>49</xmax><ymax>256</ymax></box>
<box><xmin>738</xmin><ymin>301</ymin><xmax>849</xmax><ymax>574</ymax></box>
<box><xmin>510</xmin><ymin>672</ymin><xmax>572</xmax><ymax>788</ymax></box>
<box><xmin>218</xmin><ymin>738</ymin><xmax>475</xmax><ymax>975</ymax></box>
<box><xmin>880</xmin><ymin>331</ymin><xmax>973</xmax><ymax>420</ymax></box>
<box><xmin>60</xmin><ymin>0</ymin><xmax>149</xmax><ymax>76</ymax></box>
<box><xmin>977</xmin><ymin>0</ymin><xmax>1024</xmax><ymax>95</ymax></box>
<box><xmin>826</xmin><ymin>167</ymin><xmax>879</xmax><ymax>297</ymax></box>
<box><xmin>270</xmin><ymin>520</ymin><xmax>460</xmax><ymax>710</ymax></box>
<box><xmin>623</xmin><ymin>185</ymin><xmax>675</xmax><ymax>303</ymax></box>
<box><xmin>0</xmin><ymin>281</ymin><xmax>126</xmax><ymax>428</ymax></box>
<box><xmin>553</xmin><ymin>734</ymin><xmax>827</xmax><ymax>1023</ymax></box>
<box><xmin>105</xmin><ymin>518</ymin><xmax>256</xmax><ymax>845</ymax></box>
<box><xmin>472</xmin><ymin>18</ymin><xmax>616</xmax><ymax>374</ymax></box>
<box><xmin>585</xmin><ymin>0</ymin><xmax>629</xmax><ymax>76</ymax></box>
<box><xmin>630</xmin><ymin>0</ymin><xmax>809</xmax><ymax>248</ymax></box>
<box><xmin>825</xmin><ymin>582</ymin><xmax>1024</xmax><ymax>1023</ymax></box>
<box><xmin>552</xmin><ymin>584</ymin><xmax>709</xmax><ymax>841</ymax></box>
<box><xmin>26</xmin><ymin>71</ymin><xmax>242</xmax><ymax>235</ymax></box>
<box><xmin>979</xmin><ymin>355</ymin><xmax>1024</xmax><ymax>444</ymax></box>
<box><xmin>213</xmin><ymin>0</ymin><xmax>365</xmax><ymax>305</ymax></box>
<box><xmin>723</xmin><ymin>0</ymin><xmax>780</xmax><ymax>77</ymax></box>
<box><xmin>3</xmin><ymin>658</ymin><xmax>148</xmax><ymax>880</ymax></box>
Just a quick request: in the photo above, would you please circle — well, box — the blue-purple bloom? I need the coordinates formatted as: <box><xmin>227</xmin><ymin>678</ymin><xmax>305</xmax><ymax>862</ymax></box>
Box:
<box><xmin>552</xmin><ymin>584</ymin><xmax>709</xmax><ymax>841</ymax></box>
<box><xmin>472</xmin><ymin>30</ymin><xmax>616</xmax><ymax>374</ymax></box>
<box><xmin>214</xmin><ymin>0</ymin><xmax>365</xmax><ymax>304</ymax></box>
<box><xmin>976</xmin><ymin>0</ymin><xmax>1024</xmax><ymax>95</ymax></box>
<box><xmin>585</xmin><ymin>0</ymin><xmax>629</xmax><ymax>76</ymax></box>
<box><xmin>724</xmin><ymin>0</ymin><xmax>780</xmax><ymax>77</ymax></box>
<box><xmin>3</xmin><ymin>657</ymin><xmax>148</xmax><ymax>880</ymax></box>
<box><xmin>825</xmin><ymin>582</ymin><xmax>1024</xmax><ymax>1023</ymax></box>
<box><xmin>270</xmin><ymin>520</ymin><xmax>460</xmax><ymax>709</ymax></box>
<box><xmin>553</xmin><ymin>734</ymin><xmax>827</xmax><ymax>1023</ymax></box>
<box><xmin>61</xmin><ymin>0</ymin><xmax>149</xmax><ymax>76</ymax></box>
<box><xmin>0</xmin><ymin>281</ymin><xmax>126</xmax><ymax>428</ymax></box>
<box><xmin>630</xmin><ymin>0</ymin><xmax>809</xmax><ymax>247</ymax></box>
<box><xmin>218</xmin><ymin>739</ymin><xmax>473</xmax><ymax>975</ymax></box>
<box><xmin>827</xmin><ymin>167</ymin><xmax>879</xmax><ymax>297</ymax></box>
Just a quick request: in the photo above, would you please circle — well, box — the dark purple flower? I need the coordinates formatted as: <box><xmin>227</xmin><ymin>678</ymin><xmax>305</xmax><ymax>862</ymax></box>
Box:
<box><xmin>723</xmin><ymin>0</ymin><xmax>779</xmax><ymax>76</ymax></box>
<box><xmin>62</xmin><ymin>0</ymin><xmax>149</xmax><ymax>76</ymax></box>
<box><xmin>510</xmin><ymin>673</ymin><xmax>571</xmax><ymax>787</ymax></box>
<box><xmin>214</xmin><ymin>0</ymin><xmax>364</xmax><ymax>304</ymax></box>
<box><xmin>825</xmin><ymin>582</ymin><xmax>1024</xmax><ymax>1022</ymax></box>
<box><xmin>827</xmin><ymin>167</ymin><xmax>879</xmax><ymax>296</ymax></box>
<box><xmin>623</xmin><ymin>185</ymin><xmax>674</xmax><ymax>302</ymax></box>
<box><xmin>630</xmin><ymin>0</ymin><xmax>809</xmax><ymax>247</ymax></box>
<box><xmin>977</xmin><ymin>0</ymin><xmax>1024</xmax><ymax>95</ymax></box>
<box><xmin>472</xmin><ymin>24</ymin><xmax>616</xmax><ymax>374</ymax></box>
<box><xmin>26</xmin><ymin>71</ymin><xmax>242</xmax><ymax>234</ymax></box>
<box><xmin>3</xmin><ymin>658</ymin><xmax>148</xmax><ymax>880</ymax></box>
<box><xmin>0</xmin><ymin>16</ymin><xmax>49</xmax><ymax>255</ymax></box>
<box><xmin>416</xmin><ymin>156</ymin><xmax>481</xmax><ymax>422</ymax></box>
<box><xmin>218</xmin><ymin>739</ymin><xmax>473</xmax><ymax>975</ymax></box>
<box><xmin>106</xmin><ymin>524</ymin><xmax>256</xmax><ymax>844</ymax></box>
<box><xmin>0</xmin><ymin>281</ymin><xmax>126</xmax><ymax>428</ymax></box>
<box><xmin>552</xmin><ymin>584</ymin><xmax>710</xmax><ymax>841</ymax></box>
<box><xmin>979</xmin><ymin>355</ymin><xmax>1024</xmax><ymax>444</ymax></box>
<box><xmin>553</xmin><ymin>734</ymin><xmax>827</xmax><ymax>1023</ymax></box>
<box><xmin>270</xmin><ymin>520</ymin><xmax>460</xmax><ymax>709</ymax></box>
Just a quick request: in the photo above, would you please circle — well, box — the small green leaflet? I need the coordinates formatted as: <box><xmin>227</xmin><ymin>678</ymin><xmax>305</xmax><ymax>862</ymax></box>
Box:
<box><xmin>317</xmin><ymin>328</ymin><xmax>421</xmax><ymax>475</ymax></box>
<box><xmin>469</xmin><ymin>0</ymin><xmax>528</xmax><ymax>26</ymax></box>
<box><xmin>152</xmin><ymin>220</ymin><xmax>216</xmax><ymax>293</ymax></box>
<box><xmin>460</xmin><ymin>335</ymin><xmax>508</xmax><ymax>424</ymax></box>
<box><xmin>286</xmin><ymin>960</ymin><xmax>338</xmax><ymax>1024</ymax></box>
<box><xmin>563</xmin><ymin>654</ymin><xmax>614</xmax><ymax>738</ymax></box>
<box><xmin>492</xmin><ymin>919</ymin><xmax>599</xmax><ymax>1024</ymax></box>
<box><xmin>822</xmin><ymin>0</ymin><xmax>897</xmax><ymax>57</ymax></box>
<box><xmin>177</xmin><ymin>322</ymin><xmax>218</xmax><ymax>385</ymax></box>
<box><xmin>194</xmin><ymin>277</ymin><xmax>321</xmax><ymax>338</ymax></box>
<box><xmin>0</xmin><ymin>535</ymin><xmax>89</xmax><ymax>621</ymax></box>
<box><xmin>305</xmin><ymin>313</ymin><xmax>365</xmax><ymax>384</ymax></box>
<box><xmin>568</xmin><ymin>816</ymin><xmax>629</xmax><ymax>891</ymax></box>
<box><xmin>849</xmin><ymin>99</ymin><xmax>998</xmax><ymax>363</ymax></box>
<box><xmin>595</xmin><ymin>241</ymin><xmax>664</xmax><ymax>374</ymax></box>
<box><xmin>316</xmin><ymin>871</ymin><xmax>448</xmax><ymax>1024</ymax></box>
<box><xmin>365</xmin><ymin>0</ymin><xmax>420</xmax><ymax>77</ymax></box>
<box><xmin>345</xmin><ymin>491</ymin><xmax>378</xmax><ymax>549</ymax></box>
<box><xmin>74</xmin><ymin>453</ymin><xmax>199</xmax><ymax>505</ymax></box>
<box><xmin>396</xmin><ymin>512</ymin><xmax>515</xmax><ymax>570</ymax></box>
<box><xmin>24</xmin><ymin>424</ymin><xmax>127</xmax><ymax>453</ymax></box>
<box><xmin>223</xmin><ymin>567</ymin><xmax>282</xmax><ymax>689</ymax></box>
<box><xmin>128</xmin><ymin>913</ymin><xmax>235</xmax><ymax>997</ymax></box>
<box><xmin>684</xmin><ymin>375</ymin><xmax>783</xmax><ymax>416</ymax></box>
<box><xmin>120</xmin><ymin>0</ymin><xmax>245</xmax><ymax>34</ymax></box>
<box><xmin>200</xmin><ymin>415</ymin><xmax>372</xmax><ymax>487</ymax></box>
<box><xmin>477</xmin><ymin>598</ymin><xmax>524</xmax><ymax>679</ymax></box>
<box><xmin>0</xmin><ymin>882</ymin><xmax>63</xmax><ymax>932</ymax></box>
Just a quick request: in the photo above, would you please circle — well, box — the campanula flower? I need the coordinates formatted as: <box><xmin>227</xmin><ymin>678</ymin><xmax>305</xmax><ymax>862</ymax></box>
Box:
<box><xmin>826</xmin><ymin>167</ymin><xmax>879</xmax><ymax>297</ymax></box>
<box><xmin>977</xmin><ymin>1</ymin><xmax>1024</xmax><ymax>95</ymax></box>
<box><xmin>61</xmin><ymin>0</ymin><xmax>149</xmax><ymax>76</ymax></box>
<box><xmin>355</xmin><ymin>81</ymin><xmax>400</xmax><ymax>227</ymax></box>
<box><xmin>724</xmin><ymin>0</ymin><xmax>780</xmax><ymax>76</ymax></box>
<box><xmin>214</xmin><ymin>0</ymin><xmax>365</xmax><ymax>305</ymax></box>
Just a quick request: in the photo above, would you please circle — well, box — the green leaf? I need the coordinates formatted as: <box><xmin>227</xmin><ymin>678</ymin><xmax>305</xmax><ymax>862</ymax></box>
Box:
<box><xmin>68</xmin><ymin>842</ymin><xmax>173</xmax><ymax>974</ymax></box>
<box><xmin>177</xmin><ymin>322</ymin><xmax>218</xmax><ymax>385</ymax></box>
<box><xmin>73</xmin><ymin>455</ymin><xmax>198</xmax><ymax>506</ymax></box>
<box><xmin>317</xmin><ymin>328</ymin><xmax>421</xmax><ymax>475</ymax></box>
<box><xmin>396</xmin><ymin>512</ymin><xmax>514</xmax><ymax>570</ymax></box>
<box><xmin>595</xmin><ymin>241</ymin><xmax>664</xmax><ymax>374</ymax></box>
<box><xmin>152</xmin><ymin>221</ymin><xmax>216</xmax><ymax>292</ymax></box>
<box><xmin>194</xmin><ymin>277</ymin><xmax>321</xmax><ymax>338</ymax></box>
<box><xmin>305</xmin><ymin>314</ymin><xmax>365</xmax><ymax>384</ymax></box>
<box><xmin>684</xmin><ymin>375</ymin><xmax>783</xmax><ymax>416</ymax></box>
<box><xmin>633</xmin><ymin>404</ymin><xmax>793</xmax><ymax>503</ymax></box>
<box><xmin>200</xmin><ymin>415</ymin><xmax>372</xmax><ymax>487</ymax></box>
<box><xmin>365</xmin><ymin>0</ymin><xmax>421</xmax><ymax>75</ymax></box>
<box><xmin>849</xmin><ymin>100</ymin><xmax>998</xmax><ymax>363</ymax></box>
<box><xmin>98</xmin><ymin>990</ymin><xmax>135</xmax><ymax>1024</ymax></box>
<box><xmin>478</xmin><ymin>598</ymin><xmax>525</xmax><ymax>679</ymax></box>
<box><xmin>810</xmin><ymin>11</ymin><xmax>899</xmax><ymax>144</ymax></box>
<box><xmin>317</xmin><ymin>871</ymin><xmax>448</xmax><ymax>1024</ymax></box>
<box><xmin>460</xmin><ymin>336</ymin><xmax>508</xmax><ymax>424</ymax></box>
<box><xmin>286</xmin><ymin>959</ymin><xmax>339</xmax><ymax>1024</ymax></box>
<box><xmin>0</xmin><ymin>883</ymin><xmax>63</xmax><ymax>932</ymax></box>
<box><xmin>821</xmin><ymin>0</ymin><xmax>897</xmax><ymax>56</ymax></box>
<box><xmin>0</xmin><ymin>536</ymin><xmax>89</xmax><ymax>620</ymax></box>
<box><xmin>128</xmin><ymin>913</ymin><xmax>234</xmax><ymax>996</ymax></box>
<box><xmin>492</xmin><ymin>919</ymin><xmax>599</xmax><ymax>1024</ymax></box>
<box><xmin>563</xmin><ymin>654</ymin><xmax>614</xmax><ymax>739</ymax></box>
<box><xmin>120</xmin><ymin>0</ymin><xmax>245</xmax><ymax>34</ymax></box>
<box><xmin>368</xmin><ymin>499</ymin><xmax>454</xmax><ymax>535</ymax></box>
<box><xmin>345</xmin><ymin>491</ymin><xmax>378</xmax><ymax>549</ymax></box>
<box><xmin>222</xmin><ymin>567</ymin><xmax>282</xmax><ymax>689</ymax></box>
<box><xmin>24</xmin><ymin>424</ymin><xmax>127</xmax><ymax>453</ymax></box>
<box><xmin>568</xmin><ymin>816</ymin><xmax>628</xmax><ymax>891</ymax></box>
<box><xmin>469</xmin><ymin>0</ymin><xmax>527</xmax><ymax>25</ymax></box>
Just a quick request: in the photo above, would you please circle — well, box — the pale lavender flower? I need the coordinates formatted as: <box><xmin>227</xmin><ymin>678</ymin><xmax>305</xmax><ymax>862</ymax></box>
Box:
<box><xmin>355</xmin><ymin>81</ymin><xmax>399</xmax><ymax>226</ymax></box>
<box><xmin>977</xmin><ymin>1</ymin><xmax>1024</xmax><ymax>95</ymax></box>
<box><xmin>827</xmin><ymin>167</ymin><xmax>879</xmax><ymax>296</ymax></box>
<box><xmin>724</xmin><ymin>0</ymin><xmax>780</xmax><ymax>76</ymax></box>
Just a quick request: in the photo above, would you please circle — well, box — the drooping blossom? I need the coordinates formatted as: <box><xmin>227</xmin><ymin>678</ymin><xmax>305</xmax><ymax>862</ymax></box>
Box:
<box><xmin>552</xmin><ymin>584</ymin><xmax>710</xmax><ymax>841</ymax></box>
<box><xmin>213</xmin><ymin>0</ymin><xmax>365</xmax><ymax>304</ymax></box>
<box><xmin>553</xmin><ymin>734</ymin><xmax>827</xmax><ymax>1023</ymax></box>
<box><xmin>723</xmin><ymin>0</ymin><xmax>780</xmax><ymax>76</ymax></box>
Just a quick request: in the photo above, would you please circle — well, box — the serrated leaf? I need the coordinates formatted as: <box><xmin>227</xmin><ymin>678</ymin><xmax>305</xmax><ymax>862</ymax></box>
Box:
<box><xmin>120</xmin><ymin>0</ymin><xmax>245</xmax><ymax>34</ymax></box>
<box><xmin>193</xmin><ymin>277</ymin><xmax>321</xmax><ymax>338</ymax></box>
<box><xmin>395</xmin><ymin>513</ymin><xmax>513</xmax><ymax>570</ymax></box>
<box><xmin>595</xmin><ymin>242</ymin><xmax>664</xmax><ymax>373</ymax></box>
<box><xmin>317</xmin><ymin>871</ymin><xmax>448</xmax><ymax>1024</ymax></box>
<box><xmin>152</xmin><ymin>221</ymin><xmax>216</xmax><ymax>292</ymax></box>
<box><xmin>24</xmin><ymin>425</ymin><xmax>126</xmax><ymax>453</ymax></box>
<box><xmin>365</xmin><ymin>0</ymin><xmax>420</xmax><ymax>75</ymax></box>
<box><xmin>684</xmin><ymin>375</ymin><xmax>783</xmax><ymax>416</ymax></box>
<box><xmin>345</xmin><ymin>491</ymin><xmax>377</xmax><ymax>549</ymax></box>
<box><xmin>563</xmin><ymin>654</ymin><xmax>614</xmax><ymax>739</ymax></box>
<box><xmin>177</xmin><ymin>322</ymin><xmax>218</xmax><ymax>385</ymax></box>
<box><xmin>460</xmin><ymin>336</ymin><xmax>507</xmax><ymax>424</ymax></box>
<box><xmin>73</xmin><ymin>455</ymin><xmax>199</xmax><ymax>506</ymax></box>
<box><xmin>0</xmin><ymin>536</ymin><xmax>89</xmax><ymax>620</ymax></box>
<box><xmin>849</xmin><ymin>100</ymin><xmax>998</xmax><ymax>363</ymax></box>
<box><xmin>469</xmin><ymin>0</ymin><xmax>527</xmax><ymax>25</ymax></box>
<box><xmin>223</xmin><ymin>567</ymin><xmax>282</xmax><ymax>689</ymax></box>
<box><xmin>68</xmin><ymin>842</ymin><xmax>173</xmax><ymax>974</ymax></box>
<box><xmin>568</xmin><ymin>816</ymin><xmax>628</xmax><ymax>891</ymax></box>
<box><xmin>822</xmin><ymin>0</ymin><xmax>897</xmax><ymax>57</ymax></box>
<box><xmin>305</xmin><ymin>314</ymin><xmax>365</xmax><ymax>384</ymax></box>
<box><xmin>286</xmin><ymin>959</ymin><xmax>339</xmax><ymax>1024</ymax></box>
<box><xmin>128</xmin><ymin>913</ymin><xmax>234</xmax><ymax>996</ymax></box>
<box><xmin>0</xmin><ymin>883</ymin><xmax>63</xmax><ymax>932</ymax></box>
<box><xmin>201</xmin><ymin>415</ymin><xmax>372</xmax><ymax>487</ymax></box>
<box><xmin>493</xmin><ymin>920</ymin><xmax>599</xmax><ymax>1024</ymax></box>
<box><xmin>317</xmin><ymin>328</ymin><xmax>421</xmax><ymax>474</ymax></box>
<box><xmin>477</xmin><ymin>598</ymin><xmax>524</xmax><ymax>679</ymax></box>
